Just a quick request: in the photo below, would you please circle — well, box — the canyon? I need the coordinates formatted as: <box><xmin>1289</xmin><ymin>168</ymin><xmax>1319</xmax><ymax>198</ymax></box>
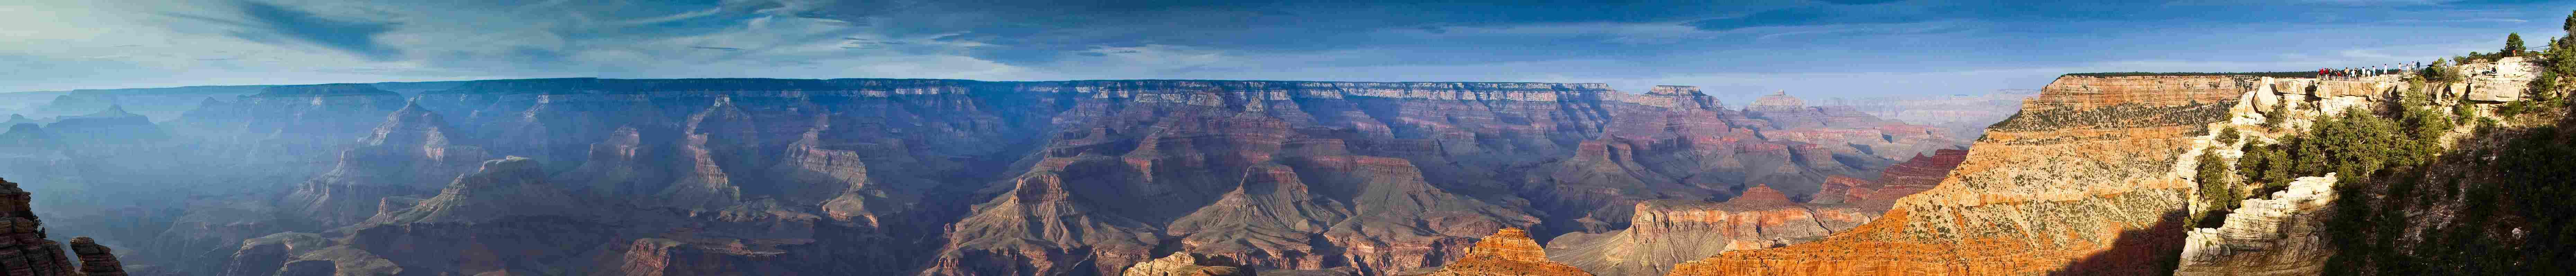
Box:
<box><xmin>11</xmin><ymin>55</ymin><xmax>2550</xmax><ymax>276</ymax></box>
<box><xmin>1</xmin><ymin>78</ymin><xmax>1981</xmax><ymax>275</ymax></box>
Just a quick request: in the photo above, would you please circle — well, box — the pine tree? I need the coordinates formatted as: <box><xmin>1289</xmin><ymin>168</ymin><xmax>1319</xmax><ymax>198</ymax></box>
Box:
<box><xmin>2564</xmin><ymin>9</ymin><xmax>2575</xmax><ymax>34</ymax></box>
<box><xmin>2196</xmin><ymin>146</ymin><xmax>2238</xmax><ymax>217</ymax></box>
<box><xmin>2506</xmin><ymin>33</ymin><xmax>2526</xmax><ymax>57</ymax></box>
<box><xmin>2237</xmin><ymin>143</ymin><xmax>2266</xmax><ymax>185</ymax></box>
<box><xmin>2295</xmin><ymin>134</ymin><xmax>2328</xmax><ymax>176</ymax></box>
<box><xmin>2263</xmin><ymin>146</ymin><xmax>2292</xmax><ymax>187</ymax></box>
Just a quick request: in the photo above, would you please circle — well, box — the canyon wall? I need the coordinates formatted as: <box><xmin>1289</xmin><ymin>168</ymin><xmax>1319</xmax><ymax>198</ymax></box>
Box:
<box><xmin>1544</xmin><ymin>149</ymin><xmax>1965</xmax><ymax>276</ymax></box>
<box><xmin>1668</xmin><ymin>74</ymin><xmax>2247</xmax><ymax>275</ymax></box>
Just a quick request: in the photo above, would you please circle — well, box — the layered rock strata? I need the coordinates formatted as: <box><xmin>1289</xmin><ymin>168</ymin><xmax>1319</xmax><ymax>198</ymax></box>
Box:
<box><xmin>1546</xmin><ymin>149</ymin><xmax>1966</xmax><ymax>276</ymax></box>
<box><xmin>1407</xmin><ymin>228</ymin><xmax>1591</xmax><ymax>276</ymax></box>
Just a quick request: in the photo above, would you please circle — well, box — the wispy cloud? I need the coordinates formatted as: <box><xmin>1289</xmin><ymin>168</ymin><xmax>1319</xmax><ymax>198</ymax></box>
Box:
<box><xmin>166</xmin><ymin>1</ymin><xmax>403</xmax><ymax>60</ymax></box>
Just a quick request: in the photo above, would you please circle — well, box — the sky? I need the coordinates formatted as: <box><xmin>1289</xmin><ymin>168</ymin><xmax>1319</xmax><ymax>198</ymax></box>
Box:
<box><xmin>5</xmin><ymin>0</ymin><xmax>2575</xmax><ymax>101</ymax></box>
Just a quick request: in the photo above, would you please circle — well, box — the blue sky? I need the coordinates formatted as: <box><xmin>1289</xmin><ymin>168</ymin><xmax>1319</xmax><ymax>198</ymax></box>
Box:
<box><xmin>5</xmin><ymin>0</ymin><xmax>2574</xmax><ymax>101</ymax></box>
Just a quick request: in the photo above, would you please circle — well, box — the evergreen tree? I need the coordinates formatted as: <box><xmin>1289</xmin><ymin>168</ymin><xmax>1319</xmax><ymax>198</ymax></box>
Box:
<box><xmin>2295</xmin><ymin>133</ymin><xmax>2328</xmax><ymax>176</ymax></box>
<box><xmin>2237</xmin><ymin>143</ymin><xmax>2266</xmax><ymax>186</ymax></box>
<box><xmin>2196</xmin><ymin>146</ymin><xmax>2238</xmax><ymax>218</ymax></box>
<box><xmin>2506</xmin><ymin>33</ymin><xmax>2526</xmax><ymax>57</ymax></box>
<box><xmin>2263</xmin><ymin>146</ymin><xmax>2292</xmax><ymax>187</ymax></box>
<box><xmin>2564</xmin><ymin>9</ymin><xmax>2575</xmax><ymax>34</ymax></box>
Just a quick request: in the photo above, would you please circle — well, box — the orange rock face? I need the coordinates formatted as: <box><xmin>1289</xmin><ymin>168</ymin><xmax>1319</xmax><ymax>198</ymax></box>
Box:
<box><xmin>1412</xmin><ymin>228</ymin><xmax>1592</xmax><ymax>276</ymax></box>
<box><xmin>2024</xmin><ymin>75</ymin><xmax>2254</xmax><ymax>112</ymax></box>
<box><xmin>1666</xmin><ymin>75</ymin><xmax>2233</xmax><ymax>276</ymax></box>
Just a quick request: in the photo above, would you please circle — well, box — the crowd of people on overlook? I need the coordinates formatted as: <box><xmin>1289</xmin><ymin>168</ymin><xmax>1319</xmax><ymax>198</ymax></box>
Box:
<box><xmin>2316</xmin><ymin>62</ymin><xmax>2419</xmax><ymax>81</ymax></box>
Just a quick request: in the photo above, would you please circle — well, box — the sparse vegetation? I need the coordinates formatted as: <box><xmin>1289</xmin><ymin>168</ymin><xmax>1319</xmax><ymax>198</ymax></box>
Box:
<box><xmin>1988</xmin><ymin>102</ymin><xmax>2233</xmax><ymax>132</ymax></box>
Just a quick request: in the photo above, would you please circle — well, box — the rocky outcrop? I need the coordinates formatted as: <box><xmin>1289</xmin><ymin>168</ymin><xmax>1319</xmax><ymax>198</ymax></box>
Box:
<box><xmin>0</xmin><ymin>177</ymin><xmax>131</xmax><ymax>276</ymax></box>
<box><xmin>2174</xmin><ymin>174</ymin><xmax>2338</xmax><ymax>275</ymax></box>
<box><xmin>1408</xmin><ymin>228</ymin><xmax>1591</xmax><ymax>276</ymax></box>
<box><xmin>2461</xmin><ymin>57</ymin><xmax>2540</xmax><ymax>102</ymax></box>
<box><xmin>68</xmin><ymin>237</ymin><xmax>126</xmax><ymax>276</ymax></box>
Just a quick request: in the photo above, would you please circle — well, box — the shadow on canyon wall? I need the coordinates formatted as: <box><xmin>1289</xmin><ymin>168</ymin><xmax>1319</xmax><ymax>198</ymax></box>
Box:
<box><xmin>2048</xmin><ymin>209</ymin><xmax>2188</xmax><ymax>276</ymax></box>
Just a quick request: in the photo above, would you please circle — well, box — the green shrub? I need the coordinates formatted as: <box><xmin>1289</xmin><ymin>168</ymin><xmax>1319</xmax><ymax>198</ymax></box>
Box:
<box><xmin>2217</xmin><ymin>127</ymin><xmax>2241</xmax><ymax>145</ymax></box>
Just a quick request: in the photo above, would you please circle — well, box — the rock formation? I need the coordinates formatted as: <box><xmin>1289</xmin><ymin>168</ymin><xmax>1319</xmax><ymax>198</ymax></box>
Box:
<box><xmin>68</xmin><ymin>237</ymin><xmax>126</xmax><ymax>276</ymax></box>
<box><xmin>282</xmin><ymin>101</ymin><xmax>492</xmax><ymax>226</ymax></box>
<box><xmin>2174</xmin><ymin>174</ymin><xmax>2337</xmax><ymax>275</ymax></box>
<box><xmin>0</xmin><ymin>177</ymin><xmax>131</xmax><ymax>276</ymax></box>
<box><xmin>1121</xmin><ymin>253</ymin><xmax>1254</xmax><ymax>276</ymax></box>
<box><xmin>1545</xmin><ymin>149</ymin><xmax>1966</xmax><ymax>276</ymax></box>
<box><xmin>1407</xmin><ymin>228</ymin><xmax>1591</xmax><ymax>276</ymax></box>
